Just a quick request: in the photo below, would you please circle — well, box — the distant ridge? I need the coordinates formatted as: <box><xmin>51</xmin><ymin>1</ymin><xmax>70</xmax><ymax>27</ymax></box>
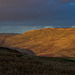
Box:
<box><xmin>0</xmin><ymin>33</ymin><xmax>20</xmax><ymax>37</ymax></box>
<box><xmin>1</xmin><ymin>28</ymin><xmax>75</xmax><ymax>57</ymax></box>
<box><xmin>0</xmin><ymin>33</ymin><xmax>20</xmax><ymax>47</ymax></box>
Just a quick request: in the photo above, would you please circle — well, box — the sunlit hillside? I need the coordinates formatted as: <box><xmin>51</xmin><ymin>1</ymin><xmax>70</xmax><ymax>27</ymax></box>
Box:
<box><xmin>1</xmin><ymin>28</ymin><xmax>75</xmax><ymax>57</ymax></box>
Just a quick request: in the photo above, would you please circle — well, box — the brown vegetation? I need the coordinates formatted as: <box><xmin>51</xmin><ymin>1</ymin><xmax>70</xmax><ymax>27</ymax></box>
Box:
<box><xmin>0</xmin><ymin>33</ymin><xmax>20</xmax><ymax>37</ymax></box>
<box><xmin>0</xmin><ymin>28</ymin><xmax>75</xmax><ymax>57</ymax></box>
<box><xmin>0</xmin><ymin>47</ymin><xmax>75</xmax><ymax>75</ymax></box>
<box><xmin>0</xmin><ymin>33</ymin><xmax>20</xmax><ymax>46</ymax></box>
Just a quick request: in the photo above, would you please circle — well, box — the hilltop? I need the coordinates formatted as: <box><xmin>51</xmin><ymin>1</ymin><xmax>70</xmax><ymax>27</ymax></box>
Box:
<box><xmin>1</xmin><ymin>28</ymin><xmax>75</xmax><ymax>57</ymax></box>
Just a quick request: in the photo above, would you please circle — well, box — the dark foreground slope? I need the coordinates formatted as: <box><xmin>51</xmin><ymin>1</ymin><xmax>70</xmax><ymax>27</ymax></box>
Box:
<box><xmin>0</xmin><ymin>47</ymin><xmax>75</xmax><ymax>75</ymax></box>
<box><xmin>2</xmin><ymin>28</ymin><xmax>75</xmax><ymax>57</ymax></box>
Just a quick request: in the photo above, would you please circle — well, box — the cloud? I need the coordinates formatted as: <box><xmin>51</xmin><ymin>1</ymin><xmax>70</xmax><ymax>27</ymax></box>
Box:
<box><xmin>0</xmin><ymin>0</ymin><xmax>49</xmax><ymax>22</ymax></box>
<box><xmin>0</xmin><ymin>0</ymin><xmax>47</xmax><ymax>8</ymax></box>
<box><xmin>71</xmin><ymin>26</ymin><xmax>75</xmax><ymax>28</ymax></box>
<box><xmin>0</xmin><ymin>0</ymin><xmax>75</xmax><ymax>26</ymax></box>
<box><xmin>54</xmin><ymin>0</ymin><xmax>75</xmax><ymax>4</ymax></box>
<box><xmin>1</xmin><ymin>0</ymin><xmax>75</xmax><ymax>9</ymax></box>
<box><xmin>44</xmin><ymin>26</ymin><xmax>54</xmax><ymax>28</ymax></box>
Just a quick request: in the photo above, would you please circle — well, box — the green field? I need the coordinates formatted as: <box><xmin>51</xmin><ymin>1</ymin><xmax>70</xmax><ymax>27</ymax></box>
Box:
<box><xmin>0</xmin><ymin>47</ymin><xmax>75</xmax><ymax>75</ymax></box>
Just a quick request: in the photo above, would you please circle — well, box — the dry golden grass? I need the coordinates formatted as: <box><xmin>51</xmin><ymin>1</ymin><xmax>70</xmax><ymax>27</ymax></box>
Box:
<box><xmin>1</xmin><ymin>28</ymin><xmax>75</xmax><ymax>57</ymax></box>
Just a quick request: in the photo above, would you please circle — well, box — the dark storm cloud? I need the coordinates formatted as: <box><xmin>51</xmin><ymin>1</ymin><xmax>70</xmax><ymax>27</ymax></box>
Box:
<box><xmin>0</xmin><ymin>0</ymin><xmax>48</xmax><ymax>21</ymax></box>
<box><xmin>0</xmin><ymin>0</ymin><xmax>47</xmax><ymax>8</ymax></box>
<box><xmin>0</xmin><ymin>0</ymin><xmax>75</xmax><ymax>26</ymax></box>
<box><xmin>56</xmin><ymin>0</ymin><xmax>75</xmax><ymax>4</ymax></box>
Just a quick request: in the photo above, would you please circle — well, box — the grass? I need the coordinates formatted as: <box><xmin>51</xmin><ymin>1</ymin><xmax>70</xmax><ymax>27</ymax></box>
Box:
<box><xmin>0</xmin><ymin>28</ymin><xmax>75</xmax><ymax>75</ymax></box>
<box><xmin>0</xmin><ymin>47</ymin><xmax>75</xmax><ymax>75</ymax></box>
<box><xmin>2</xmin><ymin>28</ymin><xmax>75</xmax><ymax>57</ymax></box>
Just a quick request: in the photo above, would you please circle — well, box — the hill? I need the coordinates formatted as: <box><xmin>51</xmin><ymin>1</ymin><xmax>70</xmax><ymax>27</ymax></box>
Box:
<box><xmin>0</xmin><ymin>47</ymin><xmax>75</xmax><ymax>75</ymax></box>
<box><xmin>0</xmin><ymin>33</ymin><xmax>20</xmax><ymax>46</ymax></box>
<box><xmin>1</xmin><ymin>28</ymin><xmax>75</xmax><ymax>57</ymax></box>
<box><xmin>0</xmin><ymin>33</ymin><xmax>20</xmax><ymax>36</ymax></box>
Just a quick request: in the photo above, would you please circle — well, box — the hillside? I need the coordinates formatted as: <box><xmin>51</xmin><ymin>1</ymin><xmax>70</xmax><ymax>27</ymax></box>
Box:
<box><xmin>0</xmin><ymin>47</ymin><xmax>75</xmax><ymax>75</ymax></box>
<box><xmin>0</xmin><ymin>33</ymin><xmax>20</xmax><ymax>46</ymax></box>
<box><xmin>1</xmin><ymin>28</ymin><xmax>75</xmax><ymax>57</ymax></box>
<box><xmin>0</xmin><ymin>33</ymin><xmax>20</xmax><ymax>36</ymax></box>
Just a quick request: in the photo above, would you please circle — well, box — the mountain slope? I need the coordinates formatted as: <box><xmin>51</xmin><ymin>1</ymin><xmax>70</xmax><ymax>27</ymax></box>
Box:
<box><xmin>2</xmin><ymin>28</ymin><xmax>75</xmax><ymax>57</ymax></box>
<box><xmin>0</xmin><ymin>33</ymin><xmax>20</xmax><ymax>47</ymax></box>
<box><xmin>1</xmin><ymin>47</ymin><xmax>75</xmax><ymax>75</ymax></box>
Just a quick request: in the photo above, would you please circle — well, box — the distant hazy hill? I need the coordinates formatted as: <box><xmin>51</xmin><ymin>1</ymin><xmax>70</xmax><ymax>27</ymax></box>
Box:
<box><xmin>1</xmin><ymin>28</ymin><xmax>75</xmax><ymax>57</ymax></box>
<box><xmin>0</xmin><ymin>33</ymin><xmax>20</xmax><ymax>47</ymax></box>
<box><xmin>0</xmin><ymin>33</ymin><xmax>20</xmax><ymax>37</ymax></box>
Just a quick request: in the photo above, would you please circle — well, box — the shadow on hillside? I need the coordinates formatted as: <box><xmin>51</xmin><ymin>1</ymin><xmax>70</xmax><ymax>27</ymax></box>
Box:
<box><xmin>16</xmin><ymin>48</ymin><xmax>36</xmax><ymax>56</ymax></box>
<box><xmin>0</xmin><ymin>47</ymin><xmax>36</xmax><ymax>56</ymax></box>
<box><xmin>0</xmin><ymin>47</ymin><xmax>20</xmax><ymax>53</ymax></box>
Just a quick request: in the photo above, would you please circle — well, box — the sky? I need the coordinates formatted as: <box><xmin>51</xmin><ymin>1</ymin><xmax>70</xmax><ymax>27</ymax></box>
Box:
<box><xmin>0</xmin><ymin>0</ymin><xmax>75</xmax><ymax>33</ymax></box>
